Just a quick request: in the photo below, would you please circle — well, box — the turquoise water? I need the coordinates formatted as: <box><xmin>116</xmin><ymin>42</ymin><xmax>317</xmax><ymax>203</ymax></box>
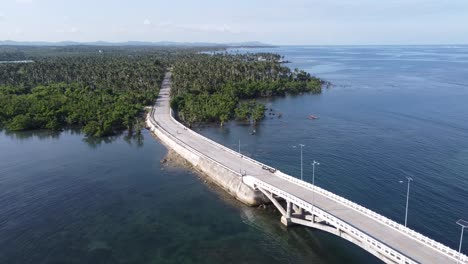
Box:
<box><xmin>1</xmin><ymin>46</ymin><xmax>467</xmax><ymax>263</ymax></box>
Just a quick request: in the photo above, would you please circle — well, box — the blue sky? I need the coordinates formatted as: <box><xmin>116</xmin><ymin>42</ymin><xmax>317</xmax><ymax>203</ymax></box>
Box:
<box><xmin>1</xmin><ymin>0</ymin><xmax>468</xmax><ymax>45</ymax></box>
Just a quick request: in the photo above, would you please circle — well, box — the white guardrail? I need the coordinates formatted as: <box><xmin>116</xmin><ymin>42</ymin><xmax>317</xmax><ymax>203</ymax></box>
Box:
<box><xmin>166</xmin><ymin>108</ymin><xmax>468</xmax><ymax>263</ymax></box>
<box><xmin>169</xmin><ymin>109</ymin><xmax>276</xmax><ymax>171</ymax></box>
<box><xmin>273</xmin><ymin>171</ymin><xmax>467</xmax><ymax>263</ymax></box>
<box><xmin>250</xmin><ymin>176</ymin><xmax>417</xmax><ymax>264</ymax></box>
<box><xmin>147</xmin><ymin>108</ymin><xmax>242</xmax><ymax>178</ymax></box>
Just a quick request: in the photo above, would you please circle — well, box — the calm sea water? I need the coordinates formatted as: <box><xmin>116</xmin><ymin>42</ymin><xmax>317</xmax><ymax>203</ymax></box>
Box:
<box><xmin>0</xmin><ymin>130</ymin><xmax>376</xmax><ymax>264</ymax></box>
<box><xmin>203</xmin><ymin>45</ymin><xmax>468</xmax><ymax>251</ymax></box>
<box><xmin>0</xmin><ymin>46</ymin><xmax>467</xmax><ymax>263</ymax></box>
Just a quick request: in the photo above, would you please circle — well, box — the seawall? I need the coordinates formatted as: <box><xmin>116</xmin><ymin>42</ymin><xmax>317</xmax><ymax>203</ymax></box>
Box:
<box><xmin>146</xmin><ymin>109</ymin><xmax>268</xmax><ymax>206</ymax></box>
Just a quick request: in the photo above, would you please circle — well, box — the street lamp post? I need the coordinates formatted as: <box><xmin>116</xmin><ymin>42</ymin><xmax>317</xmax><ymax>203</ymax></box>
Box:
<box><xmin>312</xmin><ymin>160</ymin><xmax>320</xmax><ymax>186</ymax></box>
<box><xmin>404</xmin><ymin>177</ymin><xmax>413</xmax><ymax>227</ymax></box>
<box><xmin>238</xmin><ymin>139</ymin><xmax>241</xmax><ymax>154</ymax></box>
<box><xmin>299</xmin><ymin>144</ymin><xmax>305</xmax><ymax>181</ymax></box>
<box><xmin>311</xmin><ymin>160</ymin><xmax>319</xmax><ymax>212</ymax></box>
<box><xmin>457</xmin><ymin>219</ymin><xmax>468</xmax><ymax>263</ymax></box>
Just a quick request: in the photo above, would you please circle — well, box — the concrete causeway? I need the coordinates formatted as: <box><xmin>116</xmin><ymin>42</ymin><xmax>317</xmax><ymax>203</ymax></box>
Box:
<box><xmin>146</xmin><ymin>72</ymin><xmax>468</xmax><ymax>264</ymax></box>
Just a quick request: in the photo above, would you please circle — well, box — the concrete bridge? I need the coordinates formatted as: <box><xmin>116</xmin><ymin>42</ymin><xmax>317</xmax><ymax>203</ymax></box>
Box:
<box><xmin>146</xmin><ymin>72</ymin><xmax>468</xmax><ymax>264</ymax></box>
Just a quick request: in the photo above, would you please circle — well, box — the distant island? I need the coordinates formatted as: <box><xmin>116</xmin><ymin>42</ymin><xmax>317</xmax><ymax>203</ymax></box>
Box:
<box><xmin>0</xmin><ymin>45</ymin><xmax>324</xmax><ymax>137</ymax></box>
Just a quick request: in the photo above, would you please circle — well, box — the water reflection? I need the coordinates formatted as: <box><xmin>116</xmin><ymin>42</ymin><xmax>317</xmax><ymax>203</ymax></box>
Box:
<box><xmin>0</xmin><ymin>128</ymin><xmax>145</xmax><ymax>148</ymax></box>
<box><xmin>0</xmin><ymin>120</ymin><xmax>378</xmax><ymax>264</ymax></box>
<box><xmin>84</xmin><ymin>132</ymin><xmax>144</xmax><ymax>149</ymax></box>
<box><xmin>123</xmin><ymin>132</ymin><xmax>144</xmax><ymax>147</ymax></box>
<box><xmin>1</xmin><ymin>129</ymin><xmax>62</xmax><ymax>140</ymax></box>
<box><xmin>83</xmin><ymin>134</ymin><xmax>119</xmax><ymax>148</ymax></box>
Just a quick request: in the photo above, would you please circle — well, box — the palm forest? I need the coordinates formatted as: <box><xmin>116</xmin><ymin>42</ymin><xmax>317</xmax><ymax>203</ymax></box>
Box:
<box><xmin>0</xmin><ymin>46</ymin><xmax>324</xmax><ymax>137</ymax></box>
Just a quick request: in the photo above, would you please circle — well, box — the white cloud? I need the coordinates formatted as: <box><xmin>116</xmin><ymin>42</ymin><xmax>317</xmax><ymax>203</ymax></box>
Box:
<box><xmin>143</xmin><ymin>19</ymin><xmax>151</xmax><ymax>25</ymax></box>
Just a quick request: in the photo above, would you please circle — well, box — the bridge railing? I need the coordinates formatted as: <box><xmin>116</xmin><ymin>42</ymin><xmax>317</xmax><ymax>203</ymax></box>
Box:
<box><xmin>165</xmin><ymin>102</ymin><xmax>467</xmax><ymax>263</ymax></box>
<box><xmin>272</xmin><ymin>171</ymin><xmax>468</xmax><ymax>263</ymax></box>
<box><xmin>249</xmin><ymin>176</ymin><xmax>418</xmax><ymax>264</ymax></box>
<box><xmin>147</xmin><ymin>107</ymin><xmax>242</xmax><ymax>179</ymax></box>
<box><xmin>168</xmin><ymin>109</ymin><xmax>276</xmax><ymax>171</ymax></box>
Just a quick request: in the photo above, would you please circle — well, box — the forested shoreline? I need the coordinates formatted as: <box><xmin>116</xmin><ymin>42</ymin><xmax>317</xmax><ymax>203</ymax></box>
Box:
<box><xmin>0</xmin><ymin>47</ymin><xmax>170</xmax><ymax>136</ymax></box>
<box><xmin>171</xmin><ymin>53</ymin><xmax>324</xmax><ymax>127</ymax></box>
<box><xmin>0</xmin><ymin>46</ymin><xmax>324</xmax><ymax>137</ymax></box>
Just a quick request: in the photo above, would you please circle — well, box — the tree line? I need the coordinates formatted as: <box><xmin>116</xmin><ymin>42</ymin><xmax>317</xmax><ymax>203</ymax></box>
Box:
<box><xmin>170</xmin><ymin>53</ymin><xmax>323</xmax><ymax>126</ymax></box>
<box><xmin>0</xmin><ymin>46</ymin><xmax>324</xmax><ymax>136</ymax></box>
<box><xmin>0</xmin><ymin>47</ymin><xmax>169</xmax><ymax>136</ymax></box>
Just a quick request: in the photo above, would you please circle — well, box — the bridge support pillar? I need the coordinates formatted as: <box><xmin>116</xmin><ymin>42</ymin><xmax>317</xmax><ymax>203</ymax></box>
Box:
<box><xmin>281</xmin><ymin>201</ymin><xmax>293</xmax><ymax>226</ymax></box>
<box><xmin>281</xmin><ymin>216</ymin><xmax>292</xmax><ymax>226</ymax></box>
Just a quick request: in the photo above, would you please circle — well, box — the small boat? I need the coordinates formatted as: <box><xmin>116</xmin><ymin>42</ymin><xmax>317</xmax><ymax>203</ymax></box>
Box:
<box><xmin>308</xmin><ymin>115</ymin><xmax>318</xmax><ymax>120</ymax></box>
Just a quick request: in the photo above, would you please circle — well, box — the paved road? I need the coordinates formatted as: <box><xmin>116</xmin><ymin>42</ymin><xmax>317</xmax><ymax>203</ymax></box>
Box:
<box><xmin>151</xmin><ymin>72</ymin><xmax>463</xmax><ymax>264</ymax></box>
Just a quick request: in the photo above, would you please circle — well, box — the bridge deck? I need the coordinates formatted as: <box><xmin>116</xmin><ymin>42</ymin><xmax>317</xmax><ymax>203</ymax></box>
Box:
<box><xmin>151</xmin><ymin>72</ymin><xmax>463</xmax><ymax>264</ymax></box>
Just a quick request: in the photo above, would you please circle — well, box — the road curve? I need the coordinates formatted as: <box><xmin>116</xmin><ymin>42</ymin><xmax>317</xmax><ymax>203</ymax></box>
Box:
<box><xmin>149</xmin><ymin>72</ymin><xmax>466</xmax><ymax>264</ymax></box>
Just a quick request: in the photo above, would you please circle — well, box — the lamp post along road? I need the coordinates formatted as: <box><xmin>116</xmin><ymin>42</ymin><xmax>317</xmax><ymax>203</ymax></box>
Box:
<box><xmin>457</xmin><ymin>219</ymin><xmax>468</xmax><ymax>263</ymax></box>
<box><xmin>312</xmin><ymin>160</ymin><xmax>320</xmax><ymax>186</ymax></box>
<box><xmin>299</xmin><ymin>144</ymin><xmax>305</xmax><ymax>181</ymax></box>
<box><xmin>404</xmin><ymin>177</ymin><xmax>413</xmax><ymax>227</ymax></box>
<box><xmin>311</xmin><ymin>160</ymin><xmax>320</xmax><ymax>212</ymax></box>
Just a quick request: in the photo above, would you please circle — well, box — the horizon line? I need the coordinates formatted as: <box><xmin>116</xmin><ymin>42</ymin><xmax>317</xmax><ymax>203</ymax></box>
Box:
<box><xmin>1</xmin><ymin>40</ymin><xmax>468</xmax><ymax>47</ymax></box>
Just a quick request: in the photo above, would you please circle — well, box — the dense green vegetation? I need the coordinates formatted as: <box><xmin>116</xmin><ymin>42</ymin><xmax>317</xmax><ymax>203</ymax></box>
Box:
<box><xmin>171</xmin><ymin>53</ymin><xmax>323</xmax><ymax>126</ymax></box>
<box><xmin>235</xmin><ymin>101</ymin><xmax>267</xmax><ymax>123</ymax></box>
<box><xmin>0</xmin><ymin>47</ymin><xmax>169</xmax><ymax>136</ymax></box>
<box><xmin>0</xmin><ymin>46</ymin><xmax>323</xmax><ymax>136</ymax></box>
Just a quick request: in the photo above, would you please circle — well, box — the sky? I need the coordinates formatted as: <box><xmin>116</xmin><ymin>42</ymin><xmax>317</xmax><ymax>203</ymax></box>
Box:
<box><xmin>1</xmin><ymin>0</ymin><xmax>468</xmax><ymax>45</ymax></box>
